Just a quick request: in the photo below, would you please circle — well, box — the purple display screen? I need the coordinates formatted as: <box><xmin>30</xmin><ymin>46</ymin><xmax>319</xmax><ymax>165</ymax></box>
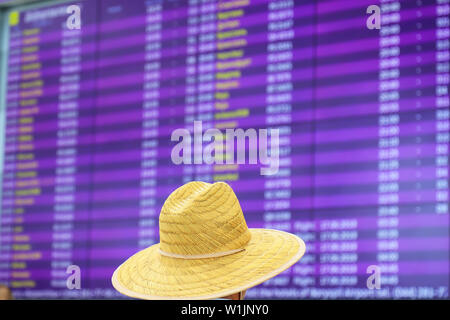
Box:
<box><xmin>0</xmin><ymin>0</ymin><xmax>449</xmax><ymax>299</ymax></box>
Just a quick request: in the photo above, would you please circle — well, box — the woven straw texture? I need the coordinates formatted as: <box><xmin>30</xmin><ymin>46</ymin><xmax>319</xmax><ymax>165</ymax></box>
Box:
<box><xmin>112</xmin><ymin>181</ymin><xmax>306</xmax><ymax>300</ymax></box>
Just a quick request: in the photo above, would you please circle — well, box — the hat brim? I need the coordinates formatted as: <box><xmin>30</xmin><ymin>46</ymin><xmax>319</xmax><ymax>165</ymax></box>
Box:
<box><xmin>111</xmin><ymin>228</ymin><xmax>306</xmax><ymax>300</ymax></box>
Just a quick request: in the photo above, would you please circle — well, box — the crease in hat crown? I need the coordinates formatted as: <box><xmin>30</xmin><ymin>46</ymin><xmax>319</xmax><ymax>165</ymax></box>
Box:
<box><xmin>158</xmin><ymin>181</ymin><xmax>252</xmax><ymax>257</ymax></box>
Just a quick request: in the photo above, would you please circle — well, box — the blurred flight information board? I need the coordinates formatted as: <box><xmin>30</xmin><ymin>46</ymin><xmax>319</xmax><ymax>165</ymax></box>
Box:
<box><xmin>0</xmin><ymin>0</ymin><xmax>449</xmax><ymax>299</ymax></box>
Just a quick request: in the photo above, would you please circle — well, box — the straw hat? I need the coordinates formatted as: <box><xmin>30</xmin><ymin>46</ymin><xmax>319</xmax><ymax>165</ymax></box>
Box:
<box><xmin>112</xmin><ymin>181</ymin><xmax>306</xmax><ymax>299</ymax></box>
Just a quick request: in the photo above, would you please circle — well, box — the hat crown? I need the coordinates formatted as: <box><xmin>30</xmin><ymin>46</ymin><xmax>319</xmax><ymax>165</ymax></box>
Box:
<box><xmin>159</xmin><ymin>181</ymin><xmax>251</xmax><ymax>256</ymax></box>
